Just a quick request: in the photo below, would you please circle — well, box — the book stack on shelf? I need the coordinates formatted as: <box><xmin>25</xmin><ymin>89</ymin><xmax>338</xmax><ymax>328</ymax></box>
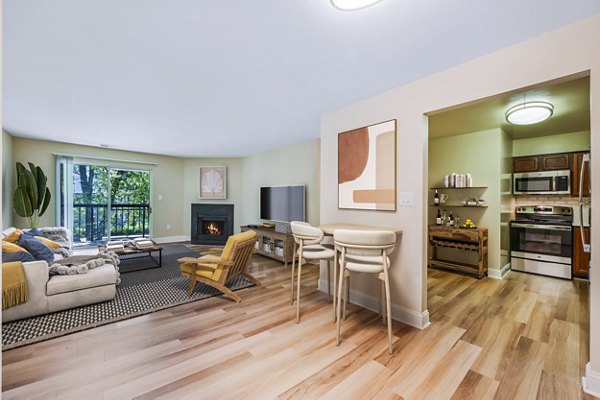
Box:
<box><xmin>133</xmin><ymin>237</ymin><xmax>155</xmax><ymax>249</ymax></box>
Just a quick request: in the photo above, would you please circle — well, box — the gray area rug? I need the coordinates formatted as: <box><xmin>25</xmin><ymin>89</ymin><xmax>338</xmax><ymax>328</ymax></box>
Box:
<box><xmin>2</xmin><ymin>245</ymin><xmax>254</xmax><ymax>350</ymax></box>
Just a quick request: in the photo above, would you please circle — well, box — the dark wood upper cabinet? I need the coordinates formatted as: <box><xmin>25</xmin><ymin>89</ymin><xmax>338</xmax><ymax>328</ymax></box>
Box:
<box><xmin>572</xmin><ymin>151</ymin><xmax>591</xmax><ymax>197</ymax></box>
<box><xmin>513</xmin><ymin>156</ymin><xmax>539</xmax><ymax>172</ymax></box>
<box><xmin>541</xmin><ymin>153</ymin><xmax>570</xmax><ymax>170</ymax></box>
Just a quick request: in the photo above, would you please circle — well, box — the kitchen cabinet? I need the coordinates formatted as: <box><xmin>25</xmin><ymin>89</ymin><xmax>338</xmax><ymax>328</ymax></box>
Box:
<box><xmin>573</xmin><ymin>226</ymin><xmax>590</xmax><ymax>279</ymax></box>
<box><xmin>541</xmin><ymin>153</ymin><xmax>570</xmax><ymax>170</ymax></box>
<box><xmin>571</xmin><ymin>152</ymin><xmax>590</xmax><ymax>197</ymax></box>
<box><xmin>513</xmin><ymin>156</ymin><xmax>539</xmax><ymax>172</ymax></box>
<box><xmin>513</xmin><ymin>152</ymin><xmax>571</xmax><ymax>173</ymax></box>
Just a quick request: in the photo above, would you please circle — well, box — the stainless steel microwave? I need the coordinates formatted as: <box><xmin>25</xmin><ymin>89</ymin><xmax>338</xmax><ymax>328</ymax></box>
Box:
<box><xmin>513</xmin><ymin>170</ymin><xmax>570</xmax><ymax>195</ymax></box>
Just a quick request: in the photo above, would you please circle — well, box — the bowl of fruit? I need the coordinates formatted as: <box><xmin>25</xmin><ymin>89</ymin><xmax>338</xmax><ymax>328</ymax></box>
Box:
<box><xmin>461</xmin><ymin>218</ymin><xmax>476</xmax><ymax>229</ymax></box>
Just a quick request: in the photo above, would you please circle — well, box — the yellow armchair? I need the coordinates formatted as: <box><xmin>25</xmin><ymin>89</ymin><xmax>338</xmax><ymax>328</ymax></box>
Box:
<box><xmin>178</xmin><ymin>230</ymin><xmax>259</xmax><ymax>303</ymax></box>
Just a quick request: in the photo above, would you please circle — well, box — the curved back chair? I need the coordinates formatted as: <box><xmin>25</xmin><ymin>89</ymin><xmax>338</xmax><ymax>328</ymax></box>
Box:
<box><xmin>290</xmin><ymin>221</ymin><xmax>335</xmax><ymax>323</ymax></box>
<box><xmin>333</xmin><ymin>229</ymin><xmax>397</xmax><ymax>354</ymax></box>
<box><xmin>178</xmin><ymin>230</ymin><xmax>259</xmax><ymax>303</ymax></box>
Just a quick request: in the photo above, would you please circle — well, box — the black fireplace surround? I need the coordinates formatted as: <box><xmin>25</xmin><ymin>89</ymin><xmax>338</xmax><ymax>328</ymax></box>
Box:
<box><xmin>191</xmin><ymin>204</ymin><xmax>234</xmax><ymax>245</ymax></box>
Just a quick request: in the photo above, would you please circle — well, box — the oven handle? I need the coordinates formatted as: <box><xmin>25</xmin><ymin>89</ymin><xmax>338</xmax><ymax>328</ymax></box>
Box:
<box><xmin>510</xmin><ymin>223</ymin><xmax>572</xmax><ymax>231</ymax></box>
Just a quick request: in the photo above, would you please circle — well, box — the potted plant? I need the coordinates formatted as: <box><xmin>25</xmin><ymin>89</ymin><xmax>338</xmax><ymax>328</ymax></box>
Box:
<box><xmin>12</xmin><ymin>162</ymin><xmax>52</xmax><ymax>228</ymax></box>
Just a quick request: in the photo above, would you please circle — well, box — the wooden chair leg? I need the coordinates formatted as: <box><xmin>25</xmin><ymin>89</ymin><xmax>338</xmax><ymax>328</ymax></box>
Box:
<box><xmin>327</xmin><ymin>260</ymin><xmax>331</xmax><ymax>302</ymax></box>
<box><xmin>384</xmin><ymin>271</ymin><xmax>393</xmax><ymax>354</ymax></box>
<box><xmin>290</xmin><ymin>242</ymin><xmax>297</xmax><ymax>305</ymax></box>
<box><xmin>296</xmin><ymin>255</ymin><xmax>303</xmax><ymax>323</ymax></box>
<box><xmin>343</xmin><ymin>275</ymin><xmax>349</xmax><ymax>321</ymax></box>
<box><xmin>336</xmin><ymin>261</ymin><xmax>346</xmax><ymax>346</ymax></box>
<box><xmin>195</xmin><ymin>277</ymin><xmax>242</xmax><ymax>303</ymax></box>
<box><xmin>241</xmin><ymin>271</ymin><xmax>261</xmax><ymax>286</ymax></box>
<box><xmin>333</xmin><ymin>248</ymin><xmax>338</xmax><ymax>323</ymax></box>
<box><xmin>187</xmin><ymin>275</ymin><xmax>196</xmax><ymax>297</ymax></box>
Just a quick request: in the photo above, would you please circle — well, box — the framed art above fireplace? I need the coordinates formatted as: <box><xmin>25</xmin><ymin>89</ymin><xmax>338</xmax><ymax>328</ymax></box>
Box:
<box><xmin>199</xmin><ymin>166</ymin><xmax>227</xmax><ymax>199</ymax></box>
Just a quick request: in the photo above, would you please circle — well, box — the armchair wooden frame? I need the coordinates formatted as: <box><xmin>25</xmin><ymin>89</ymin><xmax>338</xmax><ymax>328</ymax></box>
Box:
<box><xmin>178</xmin><ymin>232</ymin><xmax>259</xmax><ymax>303</ymax></box>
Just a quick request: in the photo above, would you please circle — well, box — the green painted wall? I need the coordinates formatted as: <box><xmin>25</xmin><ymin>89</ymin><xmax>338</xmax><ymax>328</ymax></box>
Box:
<box><xmin>429</xmin><ymin>129</ymin><xmax>502</xmax><ymax>271</ymax></box>
<box><xmin>10</xmin><ymin>137</ymin><xmax>186</xmax><ymax>239</ymax></box>
<box><xmin>512</xmin><ymin>130</ymin><xmax>590</xmax><ymax>156</ymax></box>
<box><xmin>2</xmin><ymin>131</ymin><xmax>14</xmax><ymax>229</ymax></box>
<box><xmin>242</xmin><ymin>140</ymin><xmax>320</xmax><ymax>227</ymax></box>
<box><xmin>4</xmin><ymin>136</ymin><xmax>321</xmax><ymax>239</ymax></box>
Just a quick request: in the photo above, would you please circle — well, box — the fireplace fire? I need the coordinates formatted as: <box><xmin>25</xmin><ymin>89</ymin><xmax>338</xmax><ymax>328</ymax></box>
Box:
<box><xmin>202</xmin><ymin>220</ymin><xmax>225</xmax><ymax>236</ymax></box>
<box><xmin>191</xmin><ymin>204</ymin><xmax>233</xmax><ymax>245</ymax></box>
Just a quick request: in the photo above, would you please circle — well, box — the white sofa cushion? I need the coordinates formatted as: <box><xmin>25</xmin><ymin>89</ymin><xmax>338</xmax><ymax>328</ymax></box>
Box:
<box><xmin>47</xmin><ymin>264</ymin><xmax>118</xmax><ymax>296</ymax></box>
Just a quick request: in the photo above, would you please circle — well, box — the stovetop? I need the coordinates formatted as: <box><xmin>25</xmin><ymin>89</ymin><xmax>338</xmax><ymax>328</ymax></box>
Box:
<box><xmin>513</xmin><ymin>205</ymin><xmax>573</xmax><ymax>225</ymax></box>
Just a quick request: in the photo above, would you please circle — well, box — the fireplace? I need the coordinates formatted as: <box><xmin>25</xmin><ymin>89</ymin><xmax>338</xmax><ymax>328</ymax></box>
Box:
<box><xmin>191</xmin><ymin>204</ymin><xmax>234</xmax><ymax>245</ymax></box>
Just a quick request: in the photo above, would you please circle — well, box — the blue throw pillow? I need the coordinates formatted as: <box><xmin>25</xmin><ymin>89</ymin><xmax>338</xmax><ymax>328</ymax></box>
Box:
<box><xmin>22</xmin><ymin>228</ymin><xmax>45</xmax><ymax>239</ymax></box>
<box><xmin>2</xmin><ymin>249</ymin><xmax>36</xmax><ymax>263</ymax></box>
<box><xmin>18</xmin><ymin>237</ymin><xmax>54</xmax><ymax>263</ymax></box>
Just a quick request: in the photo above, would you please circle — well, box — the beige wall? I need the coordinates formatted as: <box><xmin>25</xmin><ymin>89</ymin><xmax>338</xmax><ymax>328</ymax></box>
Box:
<box><xmin>320</xmin><ymin>18</ymin><xmax>600</xmax><ymax>382</ymax></box>
<box><xmin>513</xmin><ymin>130</ymin><xmax>590</xmax><ymax>156</ymax></box>
<box><xmin>2</xmin><ymin>130</ymin><xmax>14</xmax><ymax>229</ymax></box>
<box><xmin>9</xmin><ymin>137</ymin><xmax>186</xmax><ymax>239</ymax></box>
<box><xmin>181</xmin><ymin>158</ymin><xmax>244</xmax><ymax>236</ymax></box>
<box><xmin>429</xmin><ymin>129</ymin><xmax>502</xmax><ymax>271</ymax></box>
<box><xmin>242</xmin><ymin>140</ymin><xmax>320</xmax><ymax>227</ymax></box>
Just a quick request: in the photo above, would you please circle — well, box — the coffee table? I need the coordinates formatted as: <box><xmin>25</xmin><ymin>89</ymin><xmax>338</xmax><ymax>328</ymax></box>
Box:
<box><xmin>100</xmin><ymin>244</ymin><xmax>163</xmax><ymax>269</ymax></box>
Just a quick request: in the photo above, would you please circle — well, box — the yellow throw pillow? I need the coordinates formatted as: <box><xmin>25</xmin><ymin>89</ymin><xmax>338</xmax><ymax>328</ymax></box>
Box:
<box><xmin>33</xmin><ymin>236</ymin><xmax>62</xmax><ymax>250</ymax></box>
<box><xmin>2</xmin><ymin>242</ymin><xmax>29</xmax><ymax>254</ymax></box>
<box><xmin>3</xmin><ymin>229</ymin><xmax>22</xmax><ymax>244</ymax></box>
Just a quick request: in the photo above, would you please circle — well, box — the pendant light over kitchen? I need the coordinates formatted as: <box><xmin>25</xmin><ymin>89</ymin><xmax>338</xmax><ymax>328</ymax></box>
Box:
<box><xmin>330</xmin><ymin>0</ymin><xmax>384</xmax><ymax>11</ymax></box>
<box><xmin>505</xmin><ymin>101</ymin><xmax>554</xmax><ymax>125</ymax></box>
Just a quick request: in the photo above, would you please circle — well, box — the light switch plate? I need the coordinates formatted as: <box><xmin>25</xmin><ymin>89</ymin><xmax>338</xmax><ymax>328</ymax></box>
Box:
<box><xmin>400</xmin><ymin>192</ymin><xmax>413</xmax><ymax>206</ymax></box>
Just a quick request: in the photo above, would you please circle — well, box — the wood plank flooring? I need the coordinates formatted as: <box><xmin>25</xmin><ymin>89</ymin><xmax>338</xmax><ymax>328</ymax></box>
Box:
<box><xmin>1</xmin><ymin>247</ymin><xmax>596</xmax><ymax>399</ymax></box>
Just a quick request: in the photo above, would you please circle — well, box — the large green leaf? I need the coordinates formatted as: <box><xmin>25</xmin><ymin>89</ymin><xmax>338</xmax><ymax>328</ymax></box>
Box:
<box><xmin>15</xmin><ymin>162</ymin><xmax>27</xmax><ymax>179</ymax></box>
<box><xmin>39</xmin><ymin>187</ymin><xmax>52</xmax><ymax>216</ymax></box>
<box><xmin>19</xmin><ymin>170</ymin><xmax>38</xmax><ymax>211</ymax></box>
<box><xmin>35</xmin><ymin>166</ymin><xmax>48</xmax><ymax>208</ymax></box>
<box><xmin>13</xmin><ymin>187</ymin><xmax>33</xmax><ymax>218</ymax></box>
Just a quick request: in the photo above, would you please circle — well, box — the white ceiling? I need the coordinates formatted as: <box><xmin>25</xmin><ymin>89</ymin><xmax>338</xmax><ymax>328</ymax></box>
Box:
<box><xmin>4</xmin><ymin>1</ymin><xmax>600</xmax><ymax>157</ymax></box>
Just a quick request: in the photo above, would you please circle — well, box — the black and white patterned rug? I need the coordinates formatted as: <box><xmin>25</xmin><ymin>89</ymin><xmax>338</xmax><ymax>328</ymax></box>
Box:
<box><xmin>2</xmin><ymin>245</ymin><xmax>254</xmax><ymax>350</ymax></box>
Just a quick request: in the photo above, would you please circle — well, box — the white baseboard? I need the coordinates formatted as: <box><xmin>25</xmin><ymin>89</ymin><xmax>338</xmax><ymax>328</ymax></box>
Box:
<box><xmin>154</xmin><ymin>235</ymin><xmax>190</xmax><ymax>244</ymax></box>
<box><xmin>583</xmin><ymin>363</ymin><xmax>600</xmax><ymax>397</ymax></box>
<box><xmin>488</xmin><ymin>263</ymin><xmax>512</xmax><ymax>280</ymax></box>
<box><xmin>318</xmin><ymin>278</ymin><xmax>430</xmax><ymax>329</ymax></box>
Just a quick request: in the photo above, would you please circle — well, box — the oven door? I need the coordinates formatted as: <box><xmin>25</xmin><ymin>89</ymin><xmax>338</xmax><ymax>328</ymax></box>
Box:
<box><xmin>510</xmin><ymin>222</ymin><xmax>572</xmax><ymax>260</ymax></box>
<box><xmin>513</xmin><ymin>172</ymin><xmax>555</xmax><ymax>195</ymax></box>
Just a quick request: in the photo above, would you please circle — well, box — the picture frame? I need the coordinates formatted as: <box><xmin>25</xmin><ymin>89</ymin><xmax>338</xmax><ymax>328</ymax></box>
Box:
<box><xmin>338</xmin><ymin>120</ymin><xmax>396</xmax><ymax>211</ymax></box>
<box><xmin>199</xmin><ymin>166</ymin><xmax>227</xmax><ymax>199</ymax></box>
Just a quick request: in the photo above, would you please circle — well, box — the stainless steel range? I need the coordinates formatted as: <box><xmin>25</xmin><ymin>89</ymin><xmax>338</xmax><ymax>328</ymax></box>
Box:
<box><xmin>510</xmin><ymin>205</ymin><xmax>573</xmax><ymax>279</ymax></box>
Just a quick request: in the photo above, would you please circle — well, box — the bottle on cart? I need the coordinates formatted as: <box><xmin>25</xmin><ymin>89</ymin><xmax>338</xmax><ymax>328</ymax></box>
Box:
<box><xmin>449</xmin><ymin>211</ymin><xmax>455</xmax><ymax>227</ymax></box>
<box><xmin>433</xmin><ymin>190</ymin><xmax>440</xmax><ymax>205</ymax></box>
<box><xmin>436</xmin><ymin>209</ymin><xmax>442</xmax><ymax>225</ymax></box>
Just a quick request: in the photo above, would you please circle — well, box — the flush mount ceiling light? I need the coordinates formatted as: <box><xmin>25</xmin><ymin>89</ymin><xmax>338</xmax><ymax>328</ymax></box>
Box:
<box><xmin>330</xmin><ymin>0</ymin><xmax>384</xmax><ymax>11</ymax></box>
<box><xmin>505</xmin><ymin>101</ymin><xmax>554</xmax><ymax>125</ymax></box>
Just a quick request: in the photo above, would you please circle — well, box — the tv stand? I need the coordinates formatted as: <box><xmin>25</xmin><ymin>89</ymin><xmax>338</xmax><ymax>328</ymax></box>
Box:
<box><xmin>241</xmin><ymin>225</ymin><xmax>294</xmax><ymax>267</ymax></box>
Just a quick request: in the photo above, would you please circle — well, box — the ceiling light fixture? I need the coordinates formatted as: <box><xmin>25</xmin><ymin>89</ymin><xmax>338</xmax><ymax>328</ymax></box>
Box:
<box><xmin>505</xmin><ymin>101</ymin><xmax>554</xmax><ymax>125</ymax></box>
<box><xmin>330</xmin><ymin>0</ymin><xmax>384</xmax><ymax>11</ymax></box>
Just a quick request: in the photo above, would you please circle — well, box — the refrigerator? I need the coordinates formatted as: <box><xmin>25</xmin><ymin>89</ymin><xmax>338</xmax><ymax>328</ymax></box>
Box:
<box><xmin>579</xmin><ymin>153</ymin><xmax>591</xmax><ymax>278</ymax></box>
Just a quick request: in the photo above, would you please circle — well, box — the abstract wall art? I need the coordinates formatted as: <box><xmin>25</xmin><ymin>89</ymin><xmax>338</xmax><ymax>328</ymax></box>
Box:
<box><xmin>338</xmin><ymin>120</ymin><xmax>396</xmax><ymax>210</ymax></box>
<box><xmin>199</xmin><ymin>166</ymin><xmax>227</xmax><ymax>199</ymax></box>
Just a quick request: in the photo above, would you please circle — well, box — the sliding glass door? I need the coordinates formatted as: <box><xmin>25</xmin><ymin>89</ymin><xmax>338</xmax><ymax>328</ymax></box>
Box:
<box><xmin>57</xmin><ymin>157</ymin><xmax>151</xmax><ymax>245</ymax></box>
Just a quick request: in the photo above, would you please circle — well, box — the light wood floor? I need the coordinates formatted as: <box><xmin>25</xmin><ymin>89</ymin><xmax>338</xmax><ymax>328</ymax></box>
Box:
<box><xmin>1</xmin><ymin>250</ymin><xmax>596</xmax><ymax>399</ymax></box>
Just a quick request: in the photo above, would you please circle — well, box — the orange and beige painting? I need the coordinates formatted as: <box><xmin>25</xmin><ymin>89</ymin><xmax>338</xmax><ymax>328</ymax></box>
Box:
<box><xmin>338</xmin><ymin>120</ymin><xmax>396</xmax><ymax>210</ymax></box>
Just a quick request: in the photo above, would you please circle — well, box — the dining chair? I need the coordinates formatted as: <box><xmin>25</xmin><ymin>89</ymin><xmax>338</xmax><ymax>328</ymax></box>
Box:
<box><xmin>290</xmin><ymin>221</ymin><xmax>335</xmax><ymax>323</ymax></box>
<box><xmin>333</xmin><ymin>229</ymin><xmax>397</xmax><ymax>354</ymax></box>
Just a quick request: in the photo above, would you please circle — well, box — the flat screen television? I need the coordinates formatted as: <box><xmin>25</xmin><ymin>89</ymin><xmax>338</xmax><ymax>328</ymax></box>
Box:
<box><xmin>260</xmin><ymin>185</ymin><xmax>305</xmax><ymax>223</ymax></box>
